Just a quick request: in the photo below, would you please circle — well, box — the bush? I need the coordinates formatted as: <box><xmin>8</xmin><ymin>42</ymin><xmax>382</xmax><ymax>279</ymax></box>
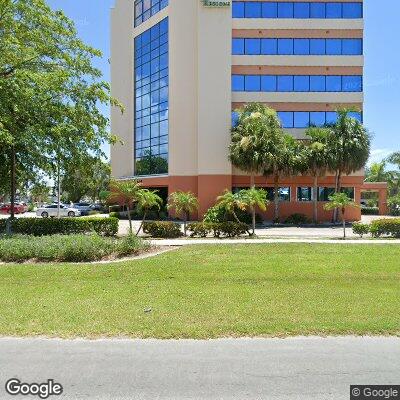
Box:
<box><xmin>0</xmin><ymin>217</ymin><xmax>118</xmax><ymax>236</ymax></box>
<box><xmin>284</xmin><ymin>213</ymin><xmax>312</xmax><ymax>225</ymax></box>
<box><xmin>370</xmin><ymin>218</ymin><xmax>400</xmax><ymax>238</ymax></box>
<box><xmin>188</xmin><ymin>222</ymin><xmax>249</xmax><ymax>238</ymax></box>
<box><xmin>203</xmin><ymin>205</ymin><xmax>262</xmax><ymax>224</ymax></box>
<box><xmin>143</xmin><ymin>221</ymin><xmax>182</xmax><ymax>238</ymax></box>
<box><xmin>361</xmin><ymin>207</ymin><xmax>379</xmax><ymax>215</ymax></box>
<box><xmin>352</xmin><ymin>222</ymin><xmax>370</xmax><ymax>238</ymax></box>
<box><xmin>109</xmin><ymin>209</ymin><xmax>167</xmax><ymax>221</ymax></box>
<box><xmin>0</xmin><ymin>234</ymin><xmax>149</xmax><ymax>263</ymax></box>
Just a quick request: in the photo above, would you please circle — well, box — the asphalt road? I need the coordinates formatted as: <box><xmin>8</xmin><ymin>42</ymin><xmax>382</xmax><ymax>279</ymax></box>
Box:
<box><xmin>0</xmin><ymin>337</ymin><xmax>399</xmax><ymax>400</ymax></box>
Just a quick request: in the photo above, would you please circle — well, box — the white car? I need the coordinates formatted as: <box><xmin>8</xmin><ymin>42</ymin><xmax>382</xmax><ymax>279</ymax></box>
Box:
<box><xmin>36</xmin><ymin>204</ymin><xmax>81</xmax><ymax>218</ymax></box>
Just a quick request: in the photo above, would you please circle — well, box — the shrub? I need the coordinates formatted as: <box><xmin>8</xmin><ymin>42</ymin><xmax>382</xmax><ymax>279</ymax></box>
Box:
<box><xmin>361</xmin><ymin>207</ymin><xmax>379</xmax><ymax>215</ymax></box>
<box><xmin>284</xmin><ymin>213</ymin><xmax>312</xmax><ymax>225</ymax></box>
<box><xmin>187</xmin><ymin>222</ymin><xmax>212</xmax><ymax>238</ymax></box>
<box><xmin>352</xmin><ymin>222</ymin><xmax>370</xmax><ymax>238</ymax></box>
<box><xmin>203</xmin><ymin>204</ymin><xmax>262</xmax><ymax>224</ymax></box>
<box><xmin>0</xmin><ymin>217</ymin><xmax>118</xmax><ymax>236</ymax></box>
<box><xmin>370</xmin><ymin>218</ymin><xmax>400</xmax><ymax>238</ymax></box>
<box><xmin>143</xmin><ymin>221</ymin><xmax>182</xmax><ymax>238</ymax></box>
<box><xmin>217</xmin><ymin>222</ymin><xmax>249</xmax><ymax>238</ymax></box>
<box><xmin>0</xmin><ymin>234</ymin><xmax>149</xmax><ymax>263</ymax></box>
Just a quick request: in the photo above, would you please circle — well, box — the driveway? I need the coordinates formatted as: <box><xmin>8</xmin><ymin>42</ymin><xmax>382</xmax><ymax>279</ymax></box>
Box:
<box><xmin>0</xmin><ymin>337</ymin><xmax>398</xmax><ymax>400</ymax></box>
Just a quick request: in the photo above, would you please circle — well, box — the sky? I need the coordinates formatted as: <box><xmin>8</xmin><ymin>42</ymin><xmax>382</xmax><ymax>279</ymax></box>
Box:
<box><xmin>47</xmin><ymin>0</ymin><xmax>399</xmax><ymax>165</ymax></box>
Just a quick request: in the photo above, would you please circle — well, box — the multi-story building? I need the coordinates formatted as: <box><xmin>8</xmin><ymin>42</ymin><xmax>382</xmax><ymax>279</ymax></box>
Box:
<box><xmin>110</xmin><ymin>0</ymin><xmax>387</xmax><ymax>220</ymax></box>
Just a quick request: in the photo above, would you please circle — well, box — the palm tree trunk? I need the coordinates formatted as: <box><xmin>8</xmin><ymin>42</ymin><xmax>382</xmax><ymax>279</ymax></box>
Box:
<box><xmin>127</xmin><ymin>206</ymin><xmax>133</xmax><ymax>235</ymax></box>
<box><xmin>250</xmin><ymin>173</ymin><xmax>256</xmax><ymax>235</ymax></box>
<box><xmin>184</xmin><ymin>212</ymin><xmax>189</xmax><ymax>236</ymax></box>
<box><xmin>10</xmin><ymin>146</ymin><xmax>16</xmax><ymax>221</ymax></box>
<box><xmin>232</xmin><ymin>210</ymin><xmax>241</xmax><ymax>224</ymax></box>
<box><xmin>313</xmin><ymin>175</ymin><xmax>318</xmax><ymax>224</ymax></box>
<box><xmin>136</xmin><ymin>210</ymin><xmax>147</xmax><ymax>236</ymax></box>
<box><xmin>342</xmin><ymin>207</ymin><xmax>346</xmax><ymax>239</ymax></box>
<box><xmin>273</xmin><ymin>173</ymin><xmax>279</xmax><ymax>222</ymax></box>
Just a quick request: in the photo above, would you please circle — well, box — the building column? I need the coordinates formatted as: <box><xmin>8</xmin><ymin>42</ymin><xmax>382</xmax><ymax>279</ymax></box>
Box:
<box><xmin>378</xmin><ymin>189</ymin><xmax>388</xmax><ymax>215</ymax></box>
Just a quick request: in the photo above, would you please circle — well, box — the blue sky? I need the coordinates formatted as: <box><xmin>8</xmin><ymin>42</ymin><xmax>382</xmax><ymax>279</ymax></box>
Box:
<box><xmin>48</xmin><ymin>0</ymin><xmax>399</xmax><ymax>164</ymax></box>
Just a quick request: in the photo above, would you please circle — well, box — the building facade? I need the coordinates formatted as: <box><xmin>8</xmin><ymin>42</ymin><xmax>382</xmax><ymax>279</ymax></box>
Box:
<box><xmin>111</xmin><ymin>0</ymin><xmax>385</xmax><ymax>221</ymax></box>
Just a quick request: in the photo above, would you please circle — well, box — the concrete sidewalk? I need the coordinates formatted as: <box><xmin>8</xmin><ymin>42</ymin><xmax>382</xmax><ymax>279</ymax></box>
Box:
<box><xmin>0</xmin><ymin>337</ymin><xmax>398</xmax><ymax>400</ymax></box>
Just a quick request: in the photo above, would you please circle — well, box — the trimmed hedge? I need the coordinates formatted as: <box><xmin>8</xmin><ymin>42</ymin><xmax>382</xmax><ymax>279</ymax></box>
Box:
<box><xmin>361</xmin><ymin>207</ymin><xmax>379</xmax><ymax>215</ymax></box>
<box><xmin>370</xmin><ymin>218</ymin><xmax>400</xmax><ymax>238</ymax></box>
<box><xmin>284</xmin><ymin>213</ymin><xmax>312</xmax><ymax>225</ymax></box>
<box><xmin>0</xmin><ymin>217</ymin><xmax>118</xmax><ymax>237</ymax></box>
<box><xmin>352</xmin><ymin>222</ymin><xmax>370</xmax><ymax>238</ymax></box>
<box><xmin>188</xmin><ymin>222</ymin><xmax>249</xmax><ymax>238</ymax></box>
<box><xmin>143</xmin><ymin>221</ymin><xmax>182</xmax><ymax>238</ymax></box>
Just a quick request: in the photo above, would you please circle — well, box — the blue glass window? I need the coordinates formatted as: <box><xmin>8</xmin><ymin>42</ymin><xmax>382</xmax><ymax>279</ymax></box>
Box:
<box><xmin>342</xmin><ymin>76</ymin><xmax>362</xmax><ymax>92</ymax></box>
<box><xmin>232</xmin><ymin>38</ymin><xmax>244</xmax><ymax>55</ymax></box>
<box><xmin>310</xmin><ymin>39</ymin><xmax>326</xmax><ymax>55</ymax></box>
<box><xmin>294</xmin><ymin>3</ymin><xmax>310</xmax><ymax>18</ymax></box>
<box><xmin>232</xmin><ymin>75</ymin><xmax>244</xmax><ymax>91</ymax></box>
<box><xmin>294</xmin><ymin>112</ymin><xmax>310</xmax><ymax>128</ymax></box>
<box><xmin>261</xmin><ymin>76</ymin><xmax>277</xmax><ymax>91</ymax></box>
<box><xmin>326</xmin><ymin>76</ymin><xmax>342</xmax><ymax>92</ymax></box>
<box><xmin>232</xmin><ymin>112</ymin><xmax>239</xmax><ymax>127</ymax></box>
<box><xmin>342</xmin><ymin>39</ymin><xmax>362</xmax><ymax>55</ymax></box>
<box><xmin>310</xmin><ymin>76</ymin><xmax>326</xmax><ymax>91</ymax></box>
<box><xmin>278</xmin><ymin>2</ymin><xmax>294</xmax><ymax>18</ymax></box>
<box><xmin>134</xmin><ymin>0</ymin><xmax>168</xmax><ymax>27</ymax></box>
<box><xmin>343</xmin><ymin>2</ymin><xmax>362</xmax><ymax>18</ymax></box>
<box><xmin>245</xmin><ymin>2</ymin><xmax>262</xmax><ymax>17</ymax></box>
<box><xmin>262</xmin><ymin>2</ymin><xmax>278</xmax><ymax>18</ymax></box>
<box><xmin>135</xmin><ymin>18</ymin><xmax>169</xmax><ymax>175</ymax></box>
<box><xmin>326</xmin><ymin>39</ymin><xmax>342</xmax><ymax>55</ymax></box>
<box><xmin>278</xmin><ymin>112</ymin><xmax>294</xmax><ymax>128</ymax></box>
<box><xmin>294</xmin><ymin>76</ymin><xmax>310</xmax><ymax>92</ymax></box>
<box><xmin>310</xmin><ymin>112</ymin><xmax>326</xmax><ymax>126</ymax></box>
<box><xmin>278</xmin><ymin>39</ymin><xmax>294</xmax><ymax>55</ymax></box>
<box><xmin>326</xmin><ymin>2</ymin><xmax>342</xmax><ymax>18</ymax></box>
<box><xmin>232</xmin><ymin>2</ymin><xmax>245</xmax><ymax>18</ymax></box>
<box><xmin>326</xmin><ymin>112</ymin><xmax>338</xmax><ymax>125</ymax></box>
<box><xmin>294</xmin><ymin>39</ymin><xmax>310</xmax><ymax>55</ymax></box>
<box><xmin>245</xmin><ymin>38</ymin><xmax>261</xmax><ymax>55</ymax></box>
<box><xmin>245</xmin><ymin>75</ymin><xmax>261</xmax><ymax>91</ymax></box>
<box><xmin>348</xmin><ymin>112</ymin><xmax>362</xmax><ymax>122</ymax></box>
<box><xmin>261</xmin><ymin>39</ymin><xmax>277</xmax><ymax>54</ymax></box>
<box><xmin>277</xmin><ymin>76</ymin><xmax>294</xmax><ymax>92</ymax></box>
<box><xmin>310</xmin><ymin>3</ymin><xmax>325</xmax><ymax>18</ymax></box>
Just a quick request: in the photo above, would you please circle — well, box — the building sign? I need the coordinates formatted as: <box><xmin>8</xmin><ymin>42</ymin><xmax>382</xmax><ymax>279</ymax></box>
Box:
<box><xmin>202</xmin><ymin>0</ymin><xmax>231</xmax><ymax>7</ymax></box>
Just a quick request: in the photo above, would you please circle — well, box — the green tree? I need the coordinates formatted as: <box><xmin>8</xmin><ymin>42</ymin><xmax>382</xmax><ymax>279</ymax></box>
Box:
<box><xmin>30</xmin><ymin>182</ymin><xmax>50</xmax><ymax>206</ymax></box>
<box><xmin>168</xmin><ymin>191</ymin><xmax>199</xmax><ymax>236</ymax></box>
<box><xmin>0</xmin><ymin>0</ymin><xmax>121</xmax><ymax>220</ymax></box>
<box><xmin>107</xmin><ymin>180</ymin><xmax>143</xmax><ymax>235</ymax></box>
<box><xmin>324</xmin><ymin>192</ymin><xmax>359</xmax><ymax>239</ymax></box>
<box><xmin>136</xmin><ymin>190</ymin><xmax>163</xmax><ymax>235</ymax></box>
<box><xmin>304</xmin><ymin>127</ymin><xmax>332</xmax><ymax>224</ymax></box>
<box><xmin>365</xmin><ymin>162</ymin><xmax>390</xmax><ymax>183</ymax></box>
<box><xmin>216</xmin><ymin>190</ymin><xmax>246</xmax><ymax>224</ymax></box>
<box><xmin>240</xmin><ymin>188</ymin><xmax>269</xmax><ymax>235</ymax></box>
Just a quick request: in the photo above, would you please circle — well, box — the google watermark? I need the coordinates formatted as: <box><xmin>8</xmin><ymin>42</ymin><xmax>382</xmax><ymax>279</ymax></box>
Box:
<box><xmin>351</xmin><ymin>386</ymin><xmax>399</xmax><ymax>400</ymax></box>
<box><xmin>5</xmin><ymin>378</ymin><xmax>63</xmax><ymax>399</ymax></box>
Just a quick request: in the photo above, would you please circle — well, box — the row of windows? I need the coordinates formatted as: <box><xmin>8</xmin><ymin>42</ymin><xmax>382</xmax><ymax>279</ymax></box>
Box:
<box><xmin>232</xmin><ymin>75</ymin><xmax>362</xmax><ymax>92</ymax></box>
<box><xmin>135</xmin><ymin>18</ymin><xmax>169</xmax><ymax>176</ymax></box>
<box><xmin>233</xmin><ymin>187</ymin><xmax>355</xmax><ymax>202</ymax></box>
<box><xmin>232</xmin><ymin>38</ymin><xmax>363</xmax><ymax>56</ymax></box>
<box><xmin>134</xmin><ymin>0</ymin><xmax>168</xmax><ymax>27</ymax></box>
<box><xmin>232</xmin><ymin>2</ymin><xmax>362</xmax><ymax>19</ymax></box>
<box><xmin>232</xmin><ymin>111</ymin><xmax>362</xmax><ymax>129</ymax></box>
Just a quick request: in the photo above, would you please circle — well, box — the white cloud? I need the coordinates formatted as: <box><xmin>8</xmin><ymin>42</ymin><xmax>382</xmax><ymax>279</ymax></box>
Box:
<box><xmin>367</xmin><ymin>148</ymin><xmax>394</xmax><ymax>166</ymax></box>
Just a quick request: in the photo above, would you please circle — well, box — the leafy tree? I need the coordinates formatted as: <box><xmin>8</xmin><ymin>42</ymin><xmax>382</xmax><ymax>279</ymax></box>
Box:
<box><xmin>30</xmin><ymin>182</ymin><xmax>50</xmax><ymax>206</ymax></box>
<box><xmin>136</xmin><ymin>190</ymin><xmax>163</xmax><ymax>235</ymax></box>
<box><xmin>304</xmin><ymin>127</ymin><xmax>332</xmax><ymax>223</ymax></box>
<box><xmin>168</xmin><ymin>191</ymin><xmax>199</xmax><ymax>236</ymax></box>
<box><xmin>107</xmin><ymin>180</ymin><xmax>143</xmax><ymax>235</ymax></box>
<box><xmin>365</xmin><ymin>162</ymin><xmax>390</xmax><ymax>183</ymax></box>
<box><xmin>324</xmin><ymin>192</ymin><xmax>359</xmax><ymax>239</ymax></box>
<box><xmin>0</xmin><ymin>0</ymin><xmax>121</xmax><ymax>219</ymax></box>
<box><xmin>239</xmin><ymin>188</ymin><xmax>269</xmax><ymax>235</ymax></box>
<box><xmin>216</xmin><ymin>190</ymin><xmax>246</xmax><ymax>224</ymax></box>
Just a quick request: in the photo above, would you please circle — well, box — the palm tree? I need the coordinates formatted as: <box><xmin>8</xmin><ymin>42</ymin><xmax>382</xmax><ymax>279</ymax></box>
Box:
<box><xmin>216</xmin><ymin>190</ymin><xmax>247</xmax><ymax>223</ymax></box>
<box><xmin>136</xmin><ymin>189</ymin><xmax>163</xmax><ymax>235</ymax></box>
<box><xmin>167</xmin><ymin>191</ymin><xmax>199</xmax><ymax>236</ymax></box>
<box><xmin>107</xmin><ymin>179</ymin><xmax>142</xmax><ymax>235</ymax></box>
<box><xmin>324</xmin><ymin>192</ymin><xmax>359</xmax><ymax>239</ymax></box>
<box><xmin>240</xmin><ymin>188</ymin><xmax>269</xmax><ymax>235</ymax></box>
<box><xmin>365</xmin><ymin>162</ymin><xmax>389</xmax><ymax>183</ymax></box>
<box><xmin>304</xmin><ymin>127</ymin><xmax>332</xmax><ymax>224</ymax></box>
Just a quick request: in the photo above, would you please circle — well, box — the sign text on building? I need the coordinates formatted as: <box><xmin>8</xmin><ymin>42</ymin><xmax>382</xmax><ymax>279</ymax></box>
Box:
<box><xmin>202</xmin><ymin>0</ymin><xmax>231</xmax><ymax>7</ymax></box>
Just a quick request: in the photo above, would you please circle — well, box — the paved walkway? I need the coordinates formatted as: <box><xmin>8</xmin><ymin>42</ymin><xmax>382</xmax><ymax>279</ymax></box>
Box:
<box><xmin>0</xmin><ymin>337</ymin><xmax>398</xmax><ymax>400</ymax></box>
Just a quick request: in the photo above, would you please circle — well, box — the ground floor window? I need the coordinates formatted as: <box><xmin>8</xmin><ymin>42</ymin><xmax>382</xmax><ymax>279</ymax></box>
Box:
<box><xmin>232</xmin><ymin>187</ymin><xmax>290</xmax><ymax>201</ymax></box>
<box><xmin>297</xmin><ymin>187</ymin><xmax>313</xmax><ymax>202</ymax></box>
<box><xmin>318</xmin><ymin>187</ymin><xmax>355</xmax><ymax>201</ymax></box>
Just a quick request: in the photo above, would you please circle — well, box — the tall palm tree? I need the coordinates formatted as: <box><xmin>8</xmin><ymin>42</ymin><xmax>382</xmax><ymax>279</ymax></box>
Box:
<box><xmin>304</xmin><ymin>127</ymin><xmax>332</xmax><ymax>224</ymax></box>
<box><xmin>167</xmin><ymin>191</ymin><xmax>199</xmax><ymax>236</ymax></box>
<box><xmin>216</xmin><ymin>190</ymin><xmax>247</xmax><ymax>223</ymax></box>
<box><xmin>107</xmin><ymin>179</ymin><xmax>142</xmax><ymax>235</ymax></box>
<box><xmin>240</xmin><ymin>188</ymin><xmax>269</xmax><ymax>235</ymax></box>
<box><xmin>365</xmin><ymin>162</ymin><xmax>389</xmax><ymax>183</ymax></box>
<box><xmin>324</xmin><ymin>192</ymin><xmax>359</xmax><ymax>239</ymax></box>
<box><xmin>136</xmin><ymin>189</ymin><xmax>163</xmax><ymax>235</ymax></box>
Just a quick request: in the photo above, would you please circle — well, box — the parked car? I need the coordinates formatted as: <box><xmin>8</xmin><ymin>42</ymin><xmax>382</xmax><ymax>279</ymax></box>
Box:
<box><xmin>36</xmin><ymin>204</ymin><xmax>81</xmax><ymax>218</ymax></box>
<box><xmin>0</xmin><ymin>203</ymin><xmax>27</xmax><ymax>214</ymax></box>
<box><xmin>73</xmin><ymin>202</ymin><xmax>94</xmax><ymax>216</ymax></box>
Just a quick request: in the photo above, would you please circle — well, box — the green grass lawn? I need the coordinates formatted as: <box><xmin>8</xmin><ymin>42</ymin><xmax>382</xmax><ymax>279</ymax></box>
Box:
<box><xmin>0</xmin><ymin>244</ymin><xmax>399</xmax><ymax>338</ymax></box>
